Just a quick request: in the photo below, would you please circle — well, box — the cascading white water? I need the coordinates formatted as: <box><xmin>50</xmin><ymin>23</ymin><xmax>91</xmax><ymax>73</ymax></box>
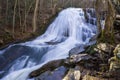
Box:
<box><xmin>0</xmin><ymin>8</ymin><xmax>98</xmax><ymax>80</ymax></box>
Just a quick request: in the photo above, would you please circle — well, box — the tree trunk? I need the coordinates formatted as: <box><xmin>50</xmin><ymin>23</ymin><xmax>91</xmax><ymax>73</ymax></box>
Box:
<box><xmin>13</xmin><ymin>0</ymin><xmax>18</xmax><ymax>36</ymax></box>
<box><xmin>32</xmin><ymin>0</ymin><xmax>39</xmax><ymax>32</ymax></box>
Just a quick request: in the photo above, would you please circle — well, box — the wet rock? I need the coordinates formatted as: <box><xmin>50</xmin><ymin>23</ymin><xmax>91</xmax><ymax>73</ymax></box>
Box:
<box><xmin>90</xmin><ymin>18</ymin><xmax>96</xmax><ymax>25</ymax></box>
<box><xmin>69</xmin><ymin>46</ymin><xmax>85</xmax><ymax>56</ymax></box>
<box><xmin>0</xmin><ymin>45</ymin><xmax>35</xmax><ymax>70</ymax></box>
<box><xmin>35</xmin><ymin>66</ymin><xmax>67</xmax><ymax>80</ymax></box>
<box><xmin>86</xmin><ymin>8</ymin><xmax>96</xmax><ymax>18</ymax></box>
<box><xmin>29</xmin><ymin>59</ymin><xmax>66</xmax><ymax>78</ymax></box>
<box><xmin>68</xmin><ymin>54</ymin><xmax>93</xmax><ymax>64</ymax></box>
<box><xmin>63</xmin><ymin>66</ymin><xmax>81</xmax><ymax>80</ymax></box>
<box><xmin>45</xmin><ymin>42</ymin><xmax>61</xmax><ymax>45</ymax></box>
<box><xmin>29</xmin><ymin>50</ymin><xmax>88</xmax><ymax>79</ymax></box>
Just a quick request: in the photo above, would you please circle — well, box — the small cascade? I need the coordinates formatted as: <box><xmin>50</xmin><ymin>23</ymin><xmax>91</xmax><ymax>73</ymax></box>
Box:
<box><xmin>0</xmin><ymin>8</ymin><xmax>98</xmax><ymax>80</ymax></box>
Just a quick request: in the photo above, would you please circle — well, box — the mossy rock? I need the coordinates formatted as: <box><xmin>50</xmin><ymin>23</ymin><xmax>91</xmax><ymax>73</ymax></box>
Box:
<box><xmin>109</xmin><ymin>44</ymin><xmax>120</xmax><ymax>71</ymax></box>
<box><xmin>113</xmin><ymin>44</ymin><xmax>120</xmax><ymax>59</ymax></box>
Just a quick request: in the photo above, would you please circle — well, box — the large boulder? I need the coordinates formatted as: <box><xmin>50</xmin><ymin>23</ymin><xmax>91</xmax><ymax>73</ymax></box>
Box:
<box><xmin>94</xmin><ymin>43</ymin><xmax>114</xmax><ymax>54</ymax></box>
<box><xmin>29</xmin><ymin>59</ymin><xmax>66</xmax><ymax>78</ymax></box>
<box><xmin>69</xmin><ymin>46</ymin><xmax>85</xmax><ymax>56</ymax></box>
<box><xmin>35</xmin><ymin>66</ymin><xmax>67</xmax><ymax>80</ymax></box>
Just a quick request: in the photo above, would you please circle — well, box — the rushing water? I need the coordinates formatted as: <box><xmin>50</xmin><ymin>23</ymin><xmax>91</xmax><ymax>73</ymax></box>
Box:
<box><xmin>0</xmin><ymin>8</ymin><xmax>98</xmax><ymax>80</ymax></box>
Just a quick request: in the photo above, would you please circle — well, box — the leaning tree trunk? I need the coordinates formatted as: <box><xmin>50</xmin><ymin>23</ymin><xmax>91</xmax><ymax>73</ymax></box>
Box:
<box><xmin>95</xmin><ymin>0</ymin><xmax>102</xmax><ymax>35</ymax></box>
<box><xmin>104</xmin><ymin>0</ymin><xmax>116</xmax><ymax>35</ymax></box>
<box><xmin>103</xmin><ymin>0</ymin><xmax>116</xmax><ymax>43</ymax></box>
<box><xmin>95</xmin><ymin>0</ymin><xmax>116</xmax><ymax>43</ymax></box>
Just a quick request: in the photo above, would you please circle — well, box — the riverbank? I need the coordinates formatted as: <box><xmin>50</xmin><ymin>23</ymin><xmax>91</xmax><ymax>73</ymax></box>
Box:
<box><xmin>29</xmin><ymin>43</ymin><xmax>120</xmax><ymax>80</ymax></box>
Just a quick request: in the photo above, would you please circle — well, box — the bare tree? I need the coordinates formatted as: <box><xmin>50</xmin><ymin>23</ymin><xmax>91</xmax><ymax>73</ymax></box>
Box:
<box><xmin>104</xmin><ymin>0</ymin><xmax>116</xmax><ymax>37</ymax></box>
<box><xmin>13</xmin><ymin>0</ymin><xmax>18</xmax><ymax>36</ymax></box>
<box><xmin>32</xmin><ymin>0</ymin><xmax>40</xmax><ymax>32</ymax></box>
<box><xmin>95</xmin><ymin>0</ymin><xmax>116</xmax><ymax>42</ymax></box>
<box><xmin>6</xmin><ymin>0</ymin><xmax>8</xmax><ymax>25</ymax></box>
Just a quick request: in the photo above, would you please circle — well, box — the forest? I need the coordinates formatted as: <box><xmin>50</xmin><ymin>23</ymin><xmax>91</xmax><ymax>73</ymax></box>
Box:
<box><xmin>0</xmin><ymin>0</ymin><xmax>120</xmax><ymax>80</ymax></box>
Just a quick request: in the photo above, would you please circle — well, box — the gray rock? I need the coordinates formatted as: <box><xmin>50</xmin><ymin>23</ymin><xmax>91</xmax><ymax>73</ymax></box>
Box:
<box><xmin>69</xmin><ymin>54</ymin><xmax>92</xmax><ymax>63</ymax></box>
<box><xmin>29</xmin><ymin>59</ymin><xmax>65</xmax><ymax>78</ymax></box>
<box><xmin>35</xmin><ymin>66</ymin><xmax>67</xmax><ymax>80</ymax></box>
<box><xmin>69</xmin><ymin>46</ymin><xmax>85</xmax><ymax>56</ymax></box>
<box><xmin>94</xmin><ymin>43</ymin><xmax>114</xmax><ymax>54</ymax></box>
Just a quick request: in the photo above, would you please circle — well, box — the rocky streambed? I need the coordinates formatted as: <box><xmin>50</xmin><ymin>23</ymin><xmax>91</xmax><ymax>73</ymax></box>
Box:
<box><xmin>29</xmin><ymin>43</ymin><xmax>120</xmax><ymax>80</ymax></box>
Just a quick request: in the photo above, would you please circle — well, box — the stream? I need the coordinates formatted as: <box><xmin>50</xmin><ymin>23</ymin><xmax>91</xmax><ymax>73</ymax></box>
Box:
<box><xmin>0</xmin><ymin>8</ymin><xmax>98</xmax><ymax>80</ymax></box>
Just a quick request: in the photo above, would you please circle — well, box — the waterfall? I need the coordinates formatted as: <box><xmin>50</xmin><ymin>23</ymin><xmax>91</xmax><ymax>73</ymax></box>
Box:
<box><xmin>0</xmin><ymin>8</ymin><xmax>98</xmax><ymax>80</ymax></box>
